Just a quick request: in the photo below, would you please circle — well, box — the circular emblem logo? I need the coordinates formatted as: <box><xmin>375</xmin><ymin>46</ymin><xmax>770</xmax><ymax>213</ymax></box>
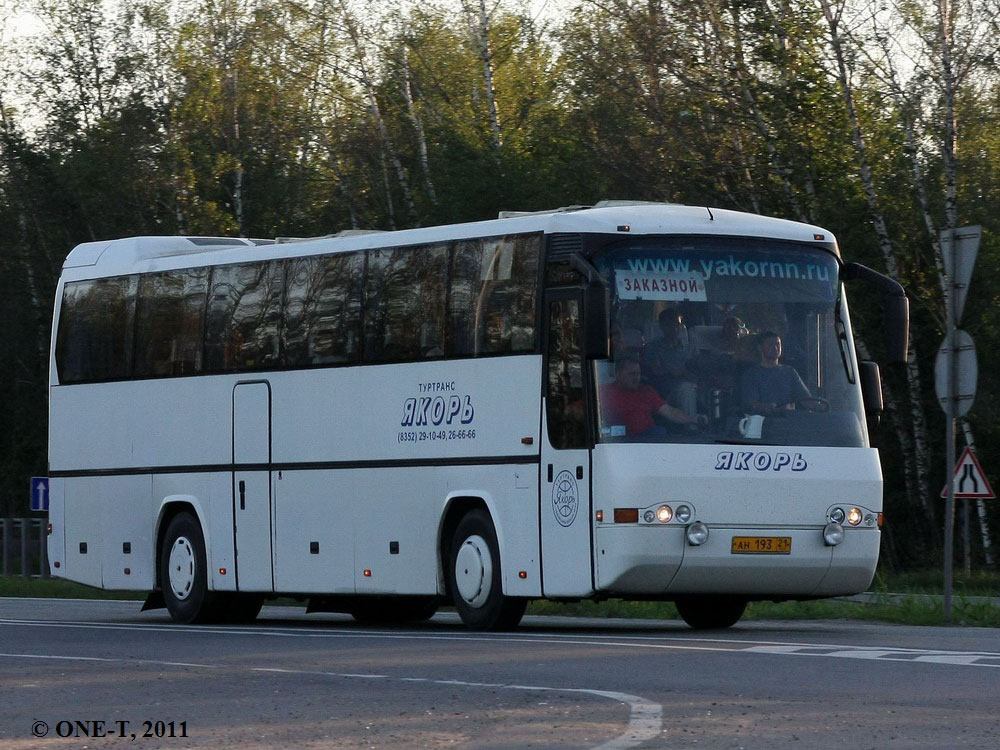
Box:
<box><xmin>551</xmin><ymin>470</ymin><xmax>579</xmax><ymax>527</ymax></box>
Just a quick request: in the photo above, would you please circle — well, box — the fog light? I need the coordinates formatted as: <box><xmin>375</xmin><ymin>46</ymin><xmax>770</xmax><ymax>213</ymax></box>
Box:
<box><xmin>824</xmin><ymin>522</ymin><xmax>845</xmax><ymax>546</ymax></box>
<box><xmin>847</xmin><ymin>507</ymin><xmax>863</xmax><ymax>526</ymax></box>
<box><xmin>656</xmin><ymin>505</ymin><xmax>672</xmax><ymax>523</ymax></box>
<box><xmin>686</xmin><ymin>521</ymin><xmax>709</xmax><ymax>546</ymax></box>
<box><xmin>830</xmin><ymin>507</ymin><xmax>845</xmax><ymax>524</ymax></box>
<box><xmin>675</xmin><ymin>505</ymin><xmax>692</xmax><ymax>523</ymax></box>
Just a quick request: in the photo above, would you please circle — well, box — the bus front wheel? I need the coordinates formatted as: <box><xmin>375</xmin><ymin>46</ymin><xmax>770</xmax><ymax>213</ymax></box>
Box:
<box><xmin>447</xmin><ymin>510</ymin><xmax>526</xmax><ymax>630</ymax></box>
<box><xmin>675</xmin><ymin>595</ymin><xmax>747</xmax><ymax>629</ymax></box>
<box><xmin>160</xmin><ymin>512</ymin><xmax>220</xmax><ymax>624</ymax></box>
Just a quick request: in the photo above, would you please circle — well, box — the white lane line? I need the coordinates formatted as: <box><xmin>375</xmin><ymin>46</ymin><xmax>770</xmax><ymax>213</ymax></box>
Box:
<box><xmin>254</xmin><ymin>667</ymin><xmax>662</xmax><ymax>750</ymax></box>
<box><xmin>821</xmin><ymin>650</ymin><xmax>898</xmax><ymax>660</ymax></box>
<box><xmin>3</xmin><ymin>617</ymin><xmax>1000</xmax><ymax>668</ymax></box>
<box><xmin>0</xmin><ymin>652</ymin><xmax>214</xmax><ymax>668</ymax></box>
<box><xmin>914</xmin><ymin>654</ymin><xmax>995</xmax><ymax>665</ymax></box>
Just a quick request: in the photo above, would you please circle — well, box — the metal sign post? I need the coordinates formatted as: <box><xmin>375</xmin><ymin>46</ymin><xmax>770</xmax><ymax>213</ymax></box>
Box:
<box><xmin>938</xmin><ymin>226</ymin><xmax>980</xmax><ymax>624</ymax></box>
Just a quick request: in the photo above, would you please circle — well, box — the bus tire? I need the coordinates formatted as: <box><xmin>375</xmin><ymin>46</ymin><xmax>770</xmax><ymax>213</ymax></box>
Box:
<box><xmin>159</xmin><ymin>512</ymin><xmax>220</xmax><ymax>624</ymax></box>
<box><xmin>675</xmin><ymin>595</ymin><xmax>747</xmax><ymax>629</ymax></box>
<box><xmin>447</xmin><ymin>509</ymin><xmax>527</xmax><ymax>631</ymax></box>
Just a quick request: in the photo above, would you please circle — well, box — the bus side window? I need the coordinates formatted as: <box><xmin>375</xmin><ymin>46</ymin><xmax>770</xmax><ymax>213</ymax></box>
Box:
<box><xmin>547</xmin><ymin>298</ymin><xmax>587</xmax><ymax>450</ymax></box>
<box><xmin>283</xmin><ymin>253</ymin><xmax>363</xmax><ymax>367</ymax></box>
<box><xmin>56</xmin><ymin>276</ymin><xmax>136</xmax><ymax>383</ymax></box>
<box><xmin>134</xmin><ymin>268</ymin><xmax>209</xmax><ymax>378</ymax></box>
<box><xmin>205</xmin><ymin>261</ymin><xmax>283</xmax><ymax>372</ymax></box>
<box><xmin>451</xmin><ymin>234</ymin><xmax>540</xmax><ymax>356</ymax></box>
<box><xmin>364</xmin><ymin>244</ymin><xmax>448</xmax><ymax>363</ymax></box>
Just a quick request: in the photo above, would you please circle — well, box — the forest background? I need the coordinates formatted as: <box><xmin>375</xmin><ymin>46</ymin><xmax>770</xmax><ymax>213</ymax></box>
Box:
<box><xmin>1</xmin><ymin>0</ymin><xmax>998</xmax><ymax>573</ymax></box>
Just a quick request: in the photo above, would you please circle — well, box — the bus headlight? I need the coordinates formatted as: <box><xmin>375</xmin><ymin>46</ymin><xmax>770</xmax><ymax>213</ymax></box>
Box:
<box><xmin>829</xmin><ymin>507</ymin><xmax>845</xmax><ymax>524</ymax></box>
<box><xmin>675</xmin><ymin>505</ymin><xmax>692</xmax><ymax>524</ymax></box>
<box><xmin>823</xmin><ymin>522</ymin><xmax>845</xmax><ymax>546</ymax></box>
<box><xmin>686</xmin><ymin>522</ymin><xmax>709</xmax><ymax>546</ymax></box>
<box><xmin>846</xmin><ymin>507</ymin><xmax>863</xmax><ymax>526</ymax></box>
<box><xmin>656</xmin><ymin>505</ymin><xmax>672</xmax><ymax>523</ymax></box>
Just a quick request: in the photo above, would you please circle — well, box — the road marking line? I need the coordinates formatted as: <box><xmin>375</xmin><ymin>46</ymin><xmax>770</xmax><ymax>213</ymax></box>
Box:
<box><xmin>254</xmin><ymin>667</ymin><xmax>662</xmax><ymax>750</ymax></box>
<box><xmin>0</xmin><ymin>652</ymin><xmax>214</xmax><ymax>668</ymax></box>
<box><xmin>0</xmin><ymin>647</ymin><xmax>662</xmax><ymax>749</ymax></box>
<box><xmin>3</xmin><ymin>617</ymin><xmax>1000</xmax><ymax>668</ymax></box>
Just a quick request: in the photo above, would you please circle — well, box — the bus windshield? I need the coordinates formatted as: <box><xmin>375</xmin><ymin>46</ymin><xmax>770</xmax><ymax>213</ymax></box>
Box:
<box><xmin>592</xmin><ymin>237</ymin><xmax>867</xmax><ymax>448</ymax></box>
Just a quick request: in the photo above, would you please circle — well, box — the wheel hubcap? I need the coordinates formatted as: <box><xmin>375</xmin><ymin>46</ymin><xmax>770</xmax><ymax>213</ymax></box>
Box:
<box><xmin>167</xmin><ymin>536</ymin><xmax>196</xmax><ymax>601</ymax></box>
<box><xmin>454</xmin><ymin>534</ymin><xmax>492</xmax><ymax>608</ymax></box>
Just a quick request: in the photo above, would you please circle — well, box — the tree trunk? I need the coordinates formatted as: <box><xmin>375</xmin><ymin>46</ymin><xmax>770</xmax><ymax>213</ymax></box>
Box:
<box><xmin>466</xmin><ymin>0</ymin><xmax>502</xmax><ymax>159</ymax></box>
<box><xmin>819</xmin><ymin>0</ymin><xmax>934</xmax><ymax>522</ymax></box>
<box><xmin>401</xmin><ymin>49</ymin><xmax>437</xmax><ymax>206</ymax></box>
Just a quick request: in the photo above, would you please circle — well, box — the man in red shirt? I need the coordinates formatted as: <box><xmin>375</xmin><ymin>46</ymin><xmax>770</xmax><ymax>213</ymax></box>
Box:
<box><xmin>601</xmin><ymin>357</ymin><xmax>704</xmax><ymax>436</ymax></box>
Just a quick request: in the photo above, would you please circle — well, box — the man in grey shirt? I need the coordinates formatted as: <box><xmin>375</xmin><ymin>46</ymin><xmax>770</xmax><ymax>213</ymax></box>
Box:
<box><xmin>740</xmin><ymin>331</ymin><xmax>810</xmax><ymax>415</ymax></box>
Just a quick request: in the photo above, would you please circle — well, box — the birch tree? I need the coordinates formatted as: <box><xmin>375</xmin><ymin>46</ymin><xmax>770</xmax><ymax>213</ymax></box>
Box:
<box><xmin>818</xmin><ymin>0</ymin><xmax>937</xmax><ymax>533</ymax></box>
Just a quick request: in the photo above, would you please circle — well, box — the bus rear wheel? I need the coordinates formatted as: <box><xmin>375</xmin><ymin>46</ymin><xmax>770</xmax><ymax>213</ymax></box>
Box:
<box><xmin>447</xmin><ymin>510</ymin><xmax>526</xmax><ymax>631</ymax></box>
<box><xmin>675</xmin><ymin>595</ymin><xmax>747</xmax><ymax>629</ymax></box>
<box><xmin>160</xmin><ymin>512</ymin><xmax>221</xmax><ymax>624</ymax></box>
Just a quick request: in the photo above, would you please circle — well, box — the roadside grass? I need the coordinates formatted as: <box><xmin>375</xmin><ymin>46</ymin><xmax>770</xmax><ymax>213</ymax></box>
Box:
<box><xmin>3</xmin><ymin>572</ymin><xmax>998</xmax><ymax>627</ymax></box>
<box><xmin>871</xmin><ymin>568</ymin><xmax>1000</xmax><ymax>596</ymax></box>
<box><xmin>527</xmin><ymin>593</ymin><xmax>1000</xmax><ymax>628</ymax></box>
<box><xmin>0</xmin><ymin>576</ymin><xmax>145</xmax><ymax>601</ymax></box>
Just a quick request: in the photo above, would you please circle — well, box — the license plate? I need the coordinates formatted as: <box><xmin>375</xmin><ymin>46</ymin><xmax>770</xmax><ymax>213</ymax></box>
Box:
<box><xmin>731</xmin><ymin>536</ymin><xmax>792</xmax><ymax>554</ymax></box>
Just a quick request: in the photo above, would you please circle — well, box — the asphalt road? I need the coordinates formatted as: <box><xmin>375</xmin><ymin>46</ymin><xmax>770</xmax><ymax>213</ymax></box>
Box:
<box><xmin>1</xmin><ymin>598</ymin><xmax>999</xmax><ymax>749</ymax></box>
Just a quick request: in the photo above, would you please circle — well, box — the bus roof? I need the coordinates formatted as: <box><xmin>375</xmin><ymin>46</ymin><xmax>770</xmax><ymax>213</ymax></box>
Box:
<box><xmin>60</xmin><ymin>202</ymin><xmax>840</xmax><ymax>277</ymax></box>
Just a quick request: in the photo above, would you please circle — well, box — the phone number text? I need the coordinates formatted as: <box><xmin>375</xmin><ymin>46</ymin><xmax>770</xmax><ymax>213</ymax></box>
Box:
<box><xmin>397</xmin><ymin>429</ymin><xmax>477</xmax><ymax>443</ymax></box>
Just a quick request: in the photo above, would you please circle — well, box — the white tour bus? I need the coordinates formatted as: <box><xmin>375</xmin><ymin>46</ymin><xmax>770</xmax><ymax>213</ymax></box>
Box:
<box><xmin>47</xmin><ymin>201</ymin><xmax>907</xmax><ymax>630</ymax></box>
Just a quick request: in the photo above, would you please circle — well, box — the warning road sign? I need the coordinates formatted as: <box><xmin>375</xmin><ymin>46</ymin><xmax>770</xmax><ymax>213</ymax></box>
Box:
<box><xmin>940</xmin><ymin>447</ymin><xmax>995</xmax><ymax>499</ymax></box>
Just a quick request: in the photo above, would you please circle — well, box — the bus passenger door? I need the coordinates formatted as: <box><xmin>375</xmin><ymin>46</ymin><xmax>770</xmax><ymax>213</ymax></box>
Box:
<box><xmin>540</xmin><ymin>294</ymin><xmax>594</xmax><ymax>597</ymax></box>
<box><xmin>233</xmin><ymin>381</ymin><xmax>274</xmax><ymax>592</ymax></box>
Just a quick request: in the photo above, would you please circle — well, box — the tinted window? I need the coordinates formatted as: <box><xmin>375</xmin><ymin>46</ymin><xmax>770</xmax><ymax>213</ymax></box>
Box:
<box><xmin>56</xmin><ymin>276</ymin><xmax>136</xmax><ymax>383</ymax></box>
<box><xmin>205</xmin><ymin>262</ymin><xmax>284</xmax><ymax>372</ymax></box>
<box><xmin>364</xmin><ymin>243</ymin><xmax>449</xmax><ymax>362</ymax></box>
<box><xmin>284</xmin><ymin>253</ymin><xmax>363</xmax><ymax>366</ymax></box>
<box><xmin>134</xmin><ymin>269</ymin><xmax>209</xmax><ymax>377</ymax></box>
<box><xmin>547</xmin><ymin>297</ymin><xmax>587</xmax><ymax>449</ymax></box>
<box><xmin>451</xmin><ymin>234</ymin><xmax>540</xmax><ymax>355</ymax></box>
<box><xmin>54</xmin><ymin>231</ymin><xmax>542</xmax><ymax>383</ymax></box>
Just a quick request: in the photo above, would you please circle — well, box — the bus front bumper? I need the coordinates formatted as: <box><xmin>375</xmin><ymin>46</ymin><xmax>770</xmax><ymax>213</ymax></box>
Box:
<box><xmin>594</xmin><ymin>524</ymin><xmax>879</xmax><ymax>598</ymax></box>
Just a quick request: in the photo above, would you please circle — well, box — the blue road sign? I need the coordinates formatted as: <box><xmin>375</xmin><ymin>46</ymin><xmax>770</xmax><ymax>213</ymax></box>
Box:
<box><xmin>30</xmin><ymin>477</ymin><xmax>49</xmax><ymax>512</ymax></box>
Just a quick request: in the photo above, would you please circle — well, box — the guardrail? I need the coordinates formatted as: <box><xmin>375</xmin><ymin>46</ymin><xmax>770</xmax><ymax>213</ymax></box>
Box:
<box><xmin>1</xmin><ymin>518</ymin><xmax>50</xmax><ymax>577</ymax></box>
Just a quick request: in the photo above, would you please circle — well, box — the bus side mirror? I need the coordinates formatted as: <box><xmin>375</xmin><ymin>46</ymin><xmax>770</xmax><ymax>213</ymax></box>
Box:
<box><xmin>860</xmin><ymin>360</ymin><xmax>883</xmax><ymax>424</ymax></box>
<box><xmin>842</xmin><ymin>261</ymin><xmax>909</xmax><ymax>364</ymax></box>
<box><xmin>885</xmin><ymin>294</ymin><xmax>909</xmax><ymax>364</ymax></box>
<box><xmin>585</xmin><ymin>282</ymin><xmax>610</xmax><ymax>360</ymax></box>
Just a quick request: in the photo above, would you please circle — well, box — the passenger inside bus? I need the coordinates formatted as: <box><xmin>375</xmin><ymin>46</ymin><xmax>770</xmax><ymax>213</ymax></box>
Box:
<box><xmin>739</xmin><ymin>331</ymin><xmax>811</xmax><ymax>415</ymax></box>
<box><xmin>600</xmin><ymin>356</ymin><xmax>706</xmax><ymax>437</ymax></box>
<box><xmin>641</xmin><ymin>307</ymin><xmax>698</xmax><ymax>420</ymax></box>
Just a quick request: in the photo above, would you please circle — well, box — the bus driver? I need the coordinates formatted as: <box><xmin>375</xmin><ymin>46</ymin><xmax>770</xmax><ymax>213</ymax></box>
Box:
<box><xmin>740</xmin><ymin>331</ymin><xmax>810</xmax><ymax>415</ymax></box>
